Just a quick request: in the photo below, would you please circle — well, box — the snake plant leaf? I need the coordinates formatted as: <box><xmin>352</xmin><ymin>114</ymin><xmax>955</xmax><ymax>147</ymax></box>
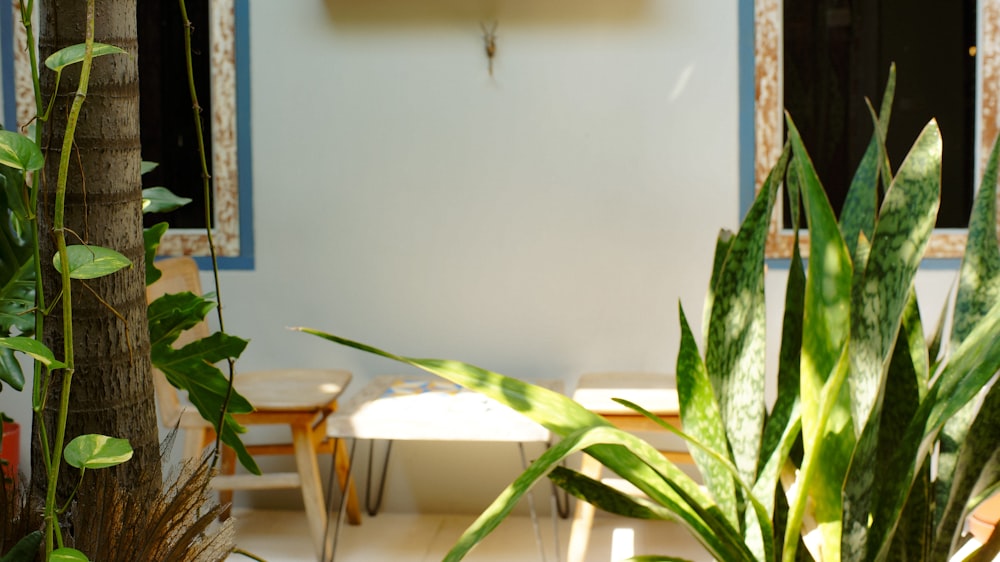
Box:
<box><xmin>0</xmin><ymin>336</ymin><xmax>66</xmax><ymax>370</ymax></box>
<box><xmin>866</xmin><ymin>298</ymin><xmax>1000</xmax><ymax>561</ymax></box>
<box><xmin>0</xmin><ymin>130</ymin><xmax>43</xmax><ymax>172</ymax></box>
<box><xmin>53</xmin><ymin>245</ymin><xmax>131</xmax><ymax>279</ymax></box>
<box><xmin>443</xmin><ymin>424</ymin><xmax>755</xmax><ymax>562</ymax></box>
<box><xmin>548</xmin><ymin>465</ymin><xmax>676</xmax><ymax>520</ymax></box>
<box><xmin>615</xmin><ymin>396</ymin><xmax>777</xmax><ymax>562</ymax></box>
<box><xmin>841</xmin><ymin>64</ymin><xmax>896</xmax><ymax>259</ymax></box>
<box><xmin>703</xmin><ymin>139</ymin><xmax>787</xmax><ymax>488</ymax></box>
<box><xmin>677</xmin><ymin>304</ymin><xmax>737</xmax><ymax>528</ymax></box>
<box><xmin>294</xmin><ymin>328</ymin><xmax>751</xmax><ymax>560</ymax></box>
<box><xmin>63</xmin><ymin>434</ymin><xmax>133</xmax><ymax>469</ymax></box>
<box><xmin>44</xmin><ymin>42</ymin><xmax>126</xmax><ymax>71</ymax></box>
<box><xmin>937</xmin><ymin>135</ymin><xmax>1000</xmax><ymax>530</ymax></box>
<box><xmin>889</xmin><ymin>461</ymin><xmax>933</xmax><ymax>561</ymax></box>
<box><xmin>704</xmin><ymin>228</ymin><xmax>734</xmax><ymax>343</ymax></box>
<box><xmin>842</xmin><ymin>291</ymin><xmax>926</xmax><ymax>560</ymax></box>
<box><xmin>931</xmin><ymin>381</ymin><xmax>1000</xmax><ymax>558</ymax></box>
<box><xmin>786</xmin><ymin>114</ymin><xmax>855</xmax><ymax>560</ymax></box>
<box><xmin>849</xmin><ymin>119</ymin><xmax>940</xmax><ymax>434</ymax></box>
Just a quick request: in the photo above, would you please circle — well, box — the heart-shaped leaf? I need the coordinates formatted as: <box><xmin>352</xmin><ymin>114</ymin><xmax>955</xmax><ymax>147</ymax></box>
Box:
<box><xmin>142</xmin><ymin>187</ymin><xmax>191</xmax><ymax>214</ymax></box>
<box><xmin>0</xmin><ymin>337</ymin><xmax>66</xmax><ymax>370</ymax></box>
<box><xmin>0</xmin><ymin>130</ymin><xmax>43</xmax><ymax>171</ymax></box>
<box><xmin>64</xmin><ymin>434</ymin><xmax>133</xmax><ymax>469</ymax></box>
<box><xmin>49</xmin><ymin>548</ymin><xmax>89</xmax><ymax>562</ymax></box>
<box><xmin>44</xmin><ymin>42</ymin><xmax>126</xmax><ymax>72</ymax></box>
<box><xmin>53</xmin><ymin>245</ymin><xmax>131</xmax><ymax>279</ymax></box>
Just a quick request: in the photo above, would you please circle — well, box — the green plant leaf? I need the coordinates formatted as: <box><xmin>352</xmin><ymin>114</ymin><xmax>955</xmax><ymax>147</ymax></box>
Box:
<box><xmin>548</xmin><ymin>465</ymin><xmax>676</xmax><ymax>520</ymax></box>
<box><xmin>0</xmin><ymin>130</ymin><xmax>43</xmax><ymax>172</ymax></box>
<box><xmin>294</xmin><ymin>328</ymin><xmax>752</xmax><ymax>561</ymax></box>
<box><xmin>677</xmin><ymin>305</ymin><xmax>737</xmax><ymax>528</ymax></box>
<box><xmin>44</xmin><ymin>42</ymin><xmax>126</xmax><ymax>71</ymax></box>
<box><xmin>64</xmin><ymin>434</ymin><xmax>133</xmax><ymax>469</ymax></box>
<box><xmin>0</xmin><ymin>530</ymin><xmax>42</xmax><ymax>562</ymax></box>
<box><xmin>0</xmin><ymin>336</ymin><xmax>66</xmax><ymax>370</ymax></box>
<box><xmin>786</xmin><ymin>113</ymin><xmax>855</xmax><ymax>561</ymax></box>
<box><xmin>151</xmin><ymin>328</ymin><xmax>256</xmax><ymax>474</ymax></box>
<box><xmin>142</xmin><ymin>187</ymin><xmax>191</xmax><ymax>215</ymax></box>
<box><xmin>930</xmin><ymin>381</ymin><xmax>1000</xmax><ymax>558</ymax></box>
<box><xmin>140</xmin><ymin>160</ymin><xmax>159</xmax><ymax>175</ymax></box>
<box><xmin>48</xmin><ymin>548</ymin><xmax>89</xmax><ymax>562</ymax></box>
<box><xmin>445</xmin><ymin>424</ymin><xmax>755</xmax><ymax>562</ymax></box>
<box><xmin>849</xmin><ymin>119</ymin><xmax>940</xmax><ymax>434</ymax></box>
<box><xmin>840</xmin><ymin>64</ymin><xmax>896</xmax><ymax>259</ymax></box>
<box><xmin>53</xmin><ymin>245</ymin><xmax>131</xmax><ymax>279</ymax></box>
<box><xmin>143</xmin><ymin>223</ymin><xmax>169</xmax><ymax>285</ymax></box>
<box><xmin>147</xmin><ymin>291</ymin><xmax>217</xmax><ymax>348</ymax></box>
<box><xmin>865</xmin><ymin>298</ymin><xmax>1000</xmax><ymax>561</ymax></box>
<box><xmin>703</xmin><ymin>139</ymin><xmax>787</xmax><ymax>490</ymax></box>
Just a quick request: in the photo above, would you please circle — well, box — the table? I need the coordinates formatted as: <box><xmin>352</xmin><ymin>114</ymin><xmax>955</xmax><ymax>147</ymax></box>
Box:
<box><xmin>323</xmin><ymin>374</ymin><xmax>564</xmax><ymax>561</ymax></box>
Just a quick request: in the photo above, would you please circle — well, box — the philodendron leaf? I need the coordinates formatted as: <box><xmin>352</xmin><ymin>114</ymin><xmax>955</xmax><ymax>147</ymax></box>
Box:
<box><xmin>0</xmin><ymin>337</ymin><xmax>66</xmax><ymax>370</ymax></box>
<box><xmin>0</xmin><ymin>130</ymin><xmax>43</xmax><ymax>171</ymax></box>
<box><xmin>44</xmin><ymin>42</ymin><xmax>126</xmax><ymax>71</ymax></box>
<box><xmin>64</xmin><ymin>434</ymin><xmax>133</xmax><ymax>469</ymax></box>
<box><xmin>48</xmin><ymin>548</ymin><xmax>89</xmax><ymax>562</ymax></box>
<box><xmin>140</xmin><ymin>161</ymin><xmax>159</xmax><ymax>175</ymax></box>
<box><xmin>143</xmin><ymin>222</ymin><xmax>169</xmax><ymax>285</ymax></box>
<box><xmin>53</xmin><ymin>245</ymin><xmax>131</xmax><ymax>279</ymax></box>
<box><xmin>142</xmin><ymin>187</ymin><xmax>191</xmax><ymax>214</ymax></box>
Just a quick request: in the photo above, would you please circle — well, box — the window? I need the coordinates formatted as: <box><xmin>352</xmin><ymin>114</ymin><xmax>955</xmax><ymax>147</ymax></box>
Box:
<box><xmin>754</xmin><ymin>0</ymin><xmax>1000</xmax><ymax>258</ymax></box>
<box><xmin>4</xmin><ymin>0</ymin><xmax>254</xmax><ymax>269</ymax></box>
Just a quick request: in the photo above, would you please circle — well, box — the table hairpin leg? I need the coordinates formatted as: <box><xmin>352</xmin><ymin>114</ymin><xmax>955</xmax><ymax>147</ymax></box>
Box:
<box><xmin>323</xmin><ymin>438</ymin><xmax>358</xmax><ymax>562</ymax></box>
<box><xmin>366</xmin><ymin>440</ymin><xmax>393</xmax><ymax>516</ymax></box>
<box><xmin>520</xmin><ymin>442</ymin><xmax>562</xmax><ymax>562</ymax></box>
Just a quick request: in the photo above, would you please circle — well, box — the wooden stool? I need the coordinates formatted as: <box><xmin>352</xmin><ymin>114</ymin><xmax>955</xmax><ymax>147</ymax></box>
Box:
<box><xmin>568</xmin><ymin>372</ymin><xmax>692</xmax><ymax>562</ymax></box>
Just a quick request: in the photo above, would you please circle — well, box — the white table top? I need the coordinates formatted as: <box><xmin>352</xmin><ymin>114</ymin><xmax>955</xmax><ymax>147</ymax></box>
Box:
<box><xmin>327</xmin><ymin>375</ymin><xmax>561</xmax><ymax>443</ymax></box>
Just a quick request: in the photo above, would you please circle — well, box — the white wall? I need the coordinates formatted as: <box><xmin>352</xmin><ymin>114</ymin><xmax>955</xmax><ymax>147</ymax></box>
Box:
<box><xmin>0</xmin><ymin>0</ymin><xmax>962</xmax><ymax>516</ymax></box>
<box><xmin>211</xmin><ymin>0</ymin><xmax>741</xmax><ymax>512</ymax></box>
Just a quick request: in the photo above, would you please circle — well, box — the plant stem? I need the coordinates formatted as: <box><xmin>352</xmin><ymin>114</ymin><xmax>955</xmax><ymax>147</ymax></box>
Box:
<box><xmin>177</xmin><ymin>0</ymin><xmax>237</xmax><ymax>470</ymax></box>
<box><xmin>43</xmin><ymin>1</ymin><xmax>96</xmax><ymax>555</ymax></box>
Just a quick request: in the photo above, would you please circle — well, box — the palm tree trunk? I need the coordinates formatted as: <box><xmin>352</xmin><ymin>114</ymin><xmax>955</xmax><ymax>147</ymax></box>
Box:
<box><xmin>32</xmin><ymin>0</ymin><xmax>160</xmax><ymax>502</ymax></box>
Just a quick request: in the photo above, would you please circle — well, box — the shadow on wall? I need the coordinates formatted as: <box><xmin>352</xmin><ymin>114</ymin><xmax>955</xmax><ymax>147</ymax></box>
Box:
<box><xmin>323</xmin><ymin>0</ymin><xmax>654</xmax><ymax>27</ymax></box>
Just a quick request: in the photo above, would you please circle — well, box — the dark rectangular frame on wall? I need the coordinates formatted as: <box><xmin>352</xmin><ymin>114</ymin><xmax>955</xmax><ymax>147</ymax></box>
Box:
<box><xmin>2</xmin><ymin>0</ymin><xmax>254</xmax><ymax>270</ymax></box>
<box><xmin>746</xmin><ymin>0</ymin><xmax>1000</xmax><ymax>260</ymax></box>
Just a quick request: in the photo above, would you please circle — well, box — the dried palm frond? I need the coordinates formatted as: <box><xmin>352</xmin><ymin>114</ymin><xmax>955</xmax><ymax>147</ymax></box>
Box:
<box><xmin>69</xmin><ymin>456</ymin><xmax>234</xmax><ymax>562</ymax></box>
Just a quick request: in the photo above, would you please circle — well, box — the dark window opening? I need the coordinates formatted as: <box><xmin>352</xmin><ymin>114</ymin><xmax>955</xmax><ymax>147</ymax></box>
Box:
<box><xmin>783</xmin><ymin>0</ymin><xmax>976</xmax><ymax>229</ymax></box>
<box><xmin>138</xmin><ymin>0</ymin><xmax>213</xmax><ymax>230</ymax></box>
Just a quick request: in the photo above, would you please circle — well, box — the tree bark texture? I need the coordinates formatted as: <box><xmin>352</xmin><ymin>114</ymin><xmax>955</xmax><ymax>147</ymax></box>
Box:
<box><xmin>32</xmin><ymin>0</ymin><xmax>160</xmax><ymax>501</ymax></box>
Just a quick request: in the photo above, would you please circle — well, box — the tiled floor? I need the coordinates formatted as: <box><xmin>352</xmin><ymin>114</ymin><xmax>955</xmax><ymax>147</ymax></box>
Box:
<box><xmin>226</xmin><ymin>508</ymin><xmax>712</xmax><ymax>562</ymax></box>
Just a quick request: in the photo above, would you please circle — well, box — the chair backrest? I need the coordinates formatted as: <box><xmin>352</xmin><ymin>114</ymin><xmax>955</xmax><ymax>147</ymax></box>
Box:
<box><xmin>145</xmin><ymin>256</ymin><xmax>211</xmax><ymax>428</ymax></box>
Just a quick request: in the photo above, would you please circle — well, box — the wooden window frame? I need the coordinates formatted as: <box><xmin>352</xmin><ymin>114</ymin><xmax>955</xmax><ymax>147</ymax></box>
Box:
<box><xmin>755</xmin><ymin>0</ymin><xmax>1000</xmax><ymax>258</ymax></box>
<box><xmin>7</xmin><ymin>0</ymin><xmax>253</xmax><ymax>268</ymax></box>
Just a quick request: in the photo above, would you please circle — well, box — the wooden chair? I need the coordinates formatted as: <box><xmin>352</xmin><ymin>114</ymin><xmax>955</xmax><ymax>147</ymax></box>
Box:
<box><xmin>146</xmin><ymin>256</ymin><xmax>360</xmax><ymax>558</ymax></box>
<box><xmin>568</xmin><ymin>372</ymin><xmax>692</xmax><ymax>562</ymax></box>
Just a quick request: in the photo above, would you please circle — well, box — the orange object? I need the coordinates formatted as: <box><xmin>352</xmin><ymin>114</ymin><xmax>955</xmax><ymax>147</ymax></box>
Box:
<box><xmin>1</xmin><ymin>421</ymin><xmax>19</xmax><ymax>484</ymax></box>
<box><xmin>970</xmin><ymin>492</ymin><xmax>1000</xmax><ymax>544</ymax></box>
